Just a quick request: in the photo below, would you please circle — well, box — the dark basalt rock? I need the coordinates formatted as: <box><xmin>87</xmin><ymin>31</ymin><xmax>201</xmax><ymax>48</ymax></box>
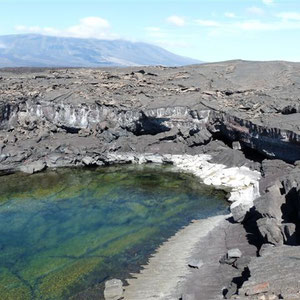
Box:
<box><xmin>2</xmin><ymin>61</ymin><xmax>300</xmax><ymax>299</ymax></box>
<box><xmin>239</xmin><ymin>245</ymin><xmax>300</xmax><ymax>299</ymax></box>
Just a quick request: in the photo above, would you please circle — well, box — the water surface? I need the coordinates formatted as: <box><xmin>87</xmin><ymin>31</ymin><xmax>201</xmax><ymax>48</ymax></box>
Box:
<box><xmin>0</xmin><ymin>165</ymin><xmax>228</xmax><ymax>299</ymax></box>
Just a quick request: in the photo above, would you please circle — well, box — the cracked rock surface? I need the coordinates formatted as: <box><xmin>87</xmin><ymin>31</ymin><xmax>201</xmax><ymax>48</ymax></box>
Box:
<box><xmin>1</xmin><ymin>61</ymin><xmax>300</xmax><ymax>299</ymax></box>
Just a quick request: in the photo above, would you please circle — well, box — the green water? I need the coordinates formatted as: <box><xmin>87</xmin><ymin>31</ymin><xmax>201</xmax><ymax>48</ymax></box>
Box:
<box><xmin>0</xmin><ymin>165</ymin><xmax>228</xmax><ymax>300</ymax></box>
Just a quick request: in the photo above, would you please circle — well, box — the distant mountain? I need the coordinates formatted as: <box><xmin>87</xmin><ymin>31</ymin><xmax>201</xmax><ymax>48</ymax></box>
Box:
<box><xmin>0</xmin><ymin>34</ymin><xmax>201</xmax><ymax>68</ymax></box>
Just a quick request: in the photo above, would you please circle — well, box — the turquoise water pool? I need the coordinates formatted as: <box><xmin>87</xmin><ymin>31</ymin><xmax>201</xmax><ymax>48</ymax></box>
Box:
<box><xmin>0</xmin><ymin>164</ymin><xmax>228</xmax><ymax>299</ymax></box>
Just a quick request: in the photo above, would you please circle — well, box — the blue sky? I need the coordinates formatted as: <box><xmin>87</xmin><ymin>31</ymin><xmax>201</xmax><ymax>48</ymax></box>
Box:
<box><xmin>0</xmin><ymin>0</ymin><xmax>300</xmax><ymax>62</ymax></box>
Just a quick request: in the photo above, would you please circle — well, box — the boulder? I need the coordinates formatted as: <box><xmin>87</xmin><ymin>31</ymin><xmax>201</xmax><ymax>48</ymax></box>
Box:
<box><xmin>82</xmin><ymin>156</ymin><xmax>95</xmax><ymax>166</ymax></box>
<box><xmin>188</xmin><ymin>259</ymin><xmax>204</xmax><ymax>269</ymax></box>
<box><xmin>104</xmin><ymin>279</ymin><xmax>123</xmax><ymax>300</ymax></box>
<box><xmin>257</xmin><ymin>218</ymin><xmax>283</xmax><ymax>245</ymax></box>
<box><xmin>232</xmin><ymin>141</ymin><xmax>241</xmax><ymax>150</ymax></box>
<box><xmin>230</xmin><ymin>201</ymin><xmax>251</xmax><ymax>223</ymax></box>
<box><xmin>258</xmin><ymin>243</ymin><xmax>275</xmax><ymax>257</ymax></box>
<box><xmin>224</xmin><ymin>282</ymin><xmax>238</xmax><ymax>299</ymax></box>
<box><xmin>227</xmin><ymin>248</ymin><xmax>242</xmax><ymax>259</ymax></box>
<box><xmin>254</xmin><ymin>181</ymin><xmax>285</xmax><ymax>220</ymax></box>
<box><xmin>219</xmin><ymin>254</ymin><xmax>237</xmax><ymax>265</ymax></box>
<box><xmin>131</xmin><ymin>72</ymin><xmax>144</xmax><ymax>81</ymax></box>
<box><xmin>281</xmin><ymin>223</ymin><xmax>296</xmax><ymax>244</ymax></box>
<box><xmin>185</xmin><ymin>128</ymin><xmax>212</xmax><ymax>147</ymax></box>
<box><xmin>233</xmin><ymin>255</ymin><xmax>251</xmax><ymax>270</ymax></box>
<box><xmin>240</xmin><ymin>245</ymin><xmax>300</xmax><ymax>298</ymax></box>
<box><xmin>220</xmin><ymin>249</ymin><xmax>243</xmax><ymax>267</ymax></box>
<box><xmin>19</xmin><ymin>161</ymin><xmax>46</xmax><ymax>174</ymax></box>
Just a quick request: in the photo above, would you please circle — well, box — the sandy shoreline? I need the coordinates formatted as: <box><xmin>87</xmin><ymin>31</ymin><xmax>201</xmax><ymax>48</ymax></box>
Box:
<box><xmin>123</xmin><ymin>214</ymin><xmax>229</xmax><ymax>300</ymax></box>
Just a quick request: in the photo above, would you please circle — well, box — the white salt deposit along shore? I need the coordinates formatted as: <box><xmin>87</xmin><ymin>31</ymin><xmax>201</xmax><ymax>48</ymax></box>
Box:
<box><xmin>170</xmin><ymin>154</ymin><xmax>261</xmax><ymax>222</ymax></box>
<box><xmin>107</xmin><ymin>153</ymin><xmax>261</xmax><ymax>222</ymax></box>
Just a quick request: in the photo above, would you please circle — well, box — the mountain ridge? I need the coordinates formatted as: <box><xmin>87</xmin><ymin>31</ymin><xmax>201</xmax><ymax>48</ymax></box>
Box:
<box><xmin>0</xmin><ymin>34</ymin><xmax>201</xmax><ymax>67</ymax></box>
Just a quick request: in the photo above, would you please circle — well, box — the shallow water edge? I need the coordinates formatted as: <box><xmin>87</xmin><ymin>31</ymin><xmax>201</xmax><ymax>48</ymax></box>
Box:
<box><xmin>0</xmin><ymin>162</ymin><xmax>228</xmax><ymax>300</ymax></box>
<box><xmin>0</xmin><ymin>151</ymin><xmax>261</xmax><ymax>300</ymax></box>
<box><xmin>106</xmin><ymin>152</ymin><xmax>261</xmax><ymax>300</ymax></box>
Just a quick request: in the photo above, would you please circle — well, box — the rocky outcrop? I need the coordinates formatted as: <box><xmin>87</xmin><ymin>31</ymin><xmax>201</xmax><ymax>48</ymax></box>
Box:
<box><xmin>238</xmin><ymin>245</ymin><xmax>300</xmax><ymax>299</ymax></box>
<box><xmin>4</xmin><ymin>98</ymin><xmax>300</xmax><ymax>162</ymax></box>
<box><xmin>179</xmin><ymin>218</ymin><xmax>257</xmax><ymax>300</ymax></box>
<box><xmin>2</xmin><ymin>61</ymin><xmax>300</xmax><ymax>300</ymax></box>
<box><xmin>211</xmin><ymin>112</ymin><xmax>300</xmax><ymax>162</ymax></box>
<box><xmin>19</xmin><ymin>160</ymin><xmax>46</xmax><ymax>174</ymax></box>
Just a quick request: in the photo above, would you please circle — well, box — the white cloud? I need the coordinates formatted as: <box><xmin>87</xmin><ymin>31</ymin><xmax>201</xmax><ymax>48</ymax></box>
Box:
<box><xmin>262</xmin><ymin>0</ymin><xmax>273</xmax><ymax>5</ymax></box>
<box><xmin>195</xmin><ymin>20</ymin><xmax>220</xmax><ymax>27</ymax></box>
<box><xmin>67</xmin><ymin>17</ymin><xmax>110</xmax><ymax>38</ymax></box>
<box><xmin>166</xmin><ymin>15</ymin><xmax>185</xmax><ymax>27</ymax></box>
<box><xmin>237</xmin><ymin>20</ymin><xmax>274</xmax><ymax>30</ymax></box>
<box><xmin>154</xmin><ymin>39</ymin><xmax>190</xmax><ymax>49</ymax></box>
<box><xmin>236</xmin><ymin>19</ymin><xmax>300</xmax><ymax>31</ymax></box>
<box><xmin>247</xmin><ymin>7</ymin><xmax>265</xmax><ymax>16</ymax></box>
<box><xmin>15</xmin><ymin>17</ymin><xmax>118</xmax><ymax>40</ymax></box>
<box><xmin>276</xmin><ymin>12</ymin><xmax>300</xmax><ymax>21</ymax></box>
<box><xmin>0</xmin><ymin>43</ymin><xmax>6</xmax><ymax>49</ymax></box>
<box><xmin>225</xmin><ymin>12</ymin><xmax>236</xmax><ymax>18</ymax></box>
<box><xmin>15</xmin><ymin>25</ymin><xmax>61</xmax><ymax>36</ymax></box>
<box><xmin>145</xmin><ymin>27</ymin><xmax>166</xmax><ymax>38</ymax></box>
<box><xmin>145</xmin><ymin>27</ymin><xmax>161</xmax><ymax>32</ymax></box>
<box><xmin>196</xmin><ymin>17</ymin><xmax>300</xmax><ymax>34</ymax></box>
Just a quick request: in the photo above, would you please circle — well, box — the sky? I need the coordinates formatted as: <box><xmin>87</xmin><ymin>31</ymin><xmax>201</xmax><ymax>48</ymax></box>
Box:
<box><xmin>0</xmin><ymin>0</ymin><xmax>300</xmax><ymax>62</ymax></box>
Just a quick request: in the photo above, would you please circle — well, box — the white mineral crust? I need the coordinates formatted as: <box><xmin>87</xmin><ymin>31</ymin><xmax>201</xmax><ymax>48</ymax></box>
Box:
<box><xmin>107</xmin><ymin>153</ymin><xmax>261</xmax><ymax>222</ymax></box>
